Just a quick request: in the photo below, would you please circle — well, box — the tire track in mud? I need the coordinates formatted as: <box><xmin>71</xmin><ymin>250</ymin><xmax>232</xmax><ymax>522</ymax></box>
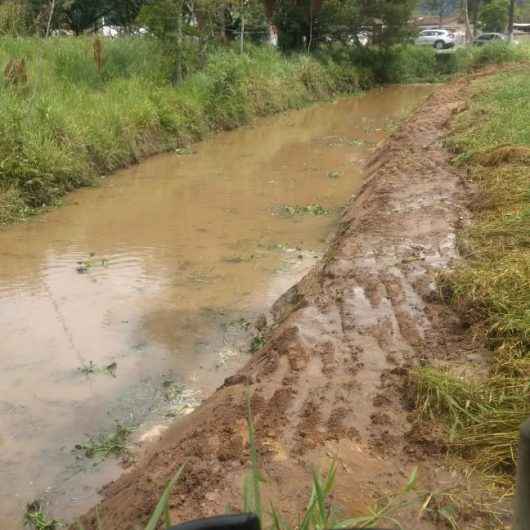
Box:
<box><xmin>79</xmin><ymin>77</ymin><xmax>481</xmax><ymax>530</ymax></box>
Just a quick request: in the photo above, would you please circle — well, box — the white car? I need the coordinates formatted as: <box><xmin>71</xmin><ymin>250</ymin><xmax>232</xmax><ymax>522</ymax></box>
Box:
<box><xmin>415</xmin><ymin>29</ymin><xmax>456</xmax><ymax>50</ymax></box>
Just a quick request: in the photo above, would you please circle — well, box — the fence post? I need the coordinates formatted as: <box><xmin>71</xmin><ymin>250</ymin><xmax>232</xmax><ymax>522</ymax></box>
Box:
<box><xmin>514</xmin><ymin>418</ymin><xmax>530</xmax><ymax>530</ymax></box>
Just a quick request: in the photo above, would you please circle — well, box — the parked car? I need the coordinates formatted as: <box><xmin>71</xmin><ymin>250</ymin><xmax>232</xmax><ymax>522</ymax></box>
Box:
<box><xmin>473</xmin><ymin>32</ymin><xmax>507</xmax><ymax>46</ymax></box>
<box><xmin>415</xmin><ymin>29</ymin><xmax>456</xmax><ymax>49</ymax></box>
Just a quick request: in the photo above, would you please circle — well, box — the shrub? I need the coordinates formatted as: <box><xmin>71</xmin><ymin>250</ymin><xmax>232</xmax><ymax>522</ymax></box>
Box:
<box><xmin>454</xmin><ymin>41</ymin><xmax>528</xmax><ymax>71</ymax></box>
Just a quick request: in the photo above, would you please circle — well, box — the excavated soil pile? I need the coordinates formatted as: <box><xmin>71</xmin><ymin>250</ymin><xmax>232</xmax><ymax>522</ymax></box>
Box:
<box><xmin>81</xmin><ymin>77</ymin><xmax>480</xmax><ymax>530</ymax></box>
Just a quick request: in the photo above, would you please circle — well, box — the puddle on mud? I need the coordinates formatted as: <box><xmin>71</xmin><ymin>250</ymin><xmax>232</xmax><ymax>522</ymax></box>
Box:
<box><xmin>0</xmin><ymin>85</ymin><xmax>431</xmax><ymax>527</ymax></box>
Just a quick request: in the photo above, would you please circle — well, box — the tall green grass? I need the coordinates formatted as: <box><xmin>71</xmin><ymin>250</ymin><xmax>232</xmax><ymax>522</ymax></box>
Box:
<box><xmin>0</xmin><ymin>37</ymin><xmax>360</xmax><ymax>224</ymax></box>
<box><xmin>415</xmin><ymin>68</ymin><xmax>530</xmax><ymax>475</ymax></box>
<box><xmin>1</xmin><ymin>36</ymin><xmax>527</xmax><ymax>225</ymax></box>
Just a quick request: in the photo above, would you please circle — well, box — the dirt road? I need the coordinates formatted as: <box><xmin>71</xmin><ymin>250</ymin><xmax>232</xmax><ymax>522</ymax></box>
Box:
<box><xmin>80</xmin><ymin>77</ymin><xmax>481</xmax><ymax>530</ymax></box>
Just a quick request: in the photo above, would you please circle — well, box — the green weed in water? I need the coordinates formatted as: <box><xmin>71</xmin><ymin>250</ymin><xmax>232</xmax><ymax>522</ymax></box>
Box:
<box><xmin>24</xmin><ymin>501</ymin><xmax>61</xmax><ymax>530</ymax></box>
<box><xmin>78</xmin><ymin>361</ymin><xmax>117</xmax><ymax>377</ymax></box>
<box><xmin>75</xmin><ymin>422</ymin><xmax>132</xmax><ymax>459</ymax></box>
<box><xmin>274</xmin><ymin>204</ymin><xmax>330</xmax><ymax>217</ymax></box>
<box><xmin>76</xmin><ymin>253</ymin><xmax>109</xmax><ymax>274</ymax></box>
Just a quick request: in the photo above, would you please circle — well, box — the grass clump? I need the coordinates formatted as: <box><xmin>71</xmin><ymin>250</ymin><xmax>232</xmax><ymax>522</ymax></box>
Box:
<box><xmin>414</xmin><ymin>68</ymin><xmax>530</xmax><ymax>476</ymax></box>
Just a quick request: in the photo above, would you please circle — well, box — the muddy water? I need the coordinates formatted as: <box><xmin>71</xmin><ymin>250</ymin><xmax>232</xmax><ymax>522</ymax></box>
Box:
<box><xmin>0</xmin><ymin>86</ymin><xmax>431</xmax><ymax>527</ymax></box>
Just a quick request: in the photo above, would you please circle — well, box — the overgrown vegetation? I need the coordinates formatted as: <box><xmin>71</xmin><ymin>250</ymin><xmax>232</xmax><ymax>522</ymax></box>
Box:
<box><xmin>0</xmin><ymin>0</ymin><xmax>527</xmax><ymax>226</ymax></box>
<box><xmin>0</xmin><ymin>36</ymin><xmax>363</xmax><ymax>224</ymax></box>
<box><xmin>415</xmin><ymin>67</ymin><xmax>530</xmax><ymax>476</ymax></box>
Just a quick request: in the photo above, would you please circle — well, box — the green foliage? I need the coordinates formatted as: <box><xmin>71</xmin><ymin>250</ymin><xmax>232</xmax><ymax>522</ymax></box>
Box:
<box><xmin>479</xmin><ymin>0</ymin><xmax>510</xmax><ymax>32</ymax></box>
<box><xmin>24</xmin><ymin>501</ymin><xmax>61</xmax><ymax>530</ymax></box>
<box><xmin>75</xmin><ymin>422</ymin><xmax>132</xmax><ymax>459</ymax></box>
<box><xmin>516</xmin><ymin>0</ymin><xmax>530</xmax><ymax>22</ymax></box>
<box><xmin>415</xmin><ymin>69</ymin><xmax>530</xmax><ymax>476</ymax></box>
<box><xmin>0</xmin><ymin>37</ymin><xmax>359</xmax><ymax>224</ymax></box>
<box><xmin>0</xmin><ymin>0</ymin><xmax>30</xmax><ymax>36</ymax></box>
<box><xmin>365</xmin><ymin>0</ymin><xmax>418</xmax><ymax>48</ymax></box>
<box><xmin>275</xmin><ymin>203</ymin><xmax>330</xmax><ymax>216</ymax></box>
<box><xmin>421</xmin><ymin>0</ymin><xmax>458</xmax><ymax>19</ymax></box>
<box><xmin>244</xmin><ymin>393</ymin><xmax>424</xmax><ymax>530</ymax></box>
<box><xmin>341</xmin><ymin>45</ymin><xmax>439</xmax><ymax>84</ymax></box>
<box><xmin>75</xmin><ymin>465</ymin><xmax>185</xmax><ymax>530</ymax></box>
<box><xmin>144</xmin><ymin>465</ymin><xmax>185</xmax><ymax>530</ymax></box>
<box><xmin>273</xmin><ymin>0</ymin><xmax>417</xmax><ymax>51</ymax></box>
<box><xmin>137</xmin><ymin>0</ymin><xmax>182</xmax><ymax>40</ymax></box>
<box><xmin>382</xmin><ymin>45</ymin><xmax>439</xmax><ymax>83</ymax></box>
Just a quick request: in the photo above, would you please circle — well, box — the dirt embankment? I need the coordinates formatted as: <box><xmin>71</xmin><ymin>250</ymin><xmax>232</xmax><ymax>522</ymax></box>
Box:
<box><xmin>80</xmin><ymin>77</ymin><xmax>480</xmax><ymax>530</ymax></box>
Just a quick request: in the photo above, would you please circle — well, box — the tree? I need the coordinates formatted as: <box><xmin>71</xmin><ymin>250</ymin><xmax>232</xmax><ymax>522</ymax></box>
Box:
<box><xmin>272</xmin><ymin>0</ymin><xmax>417</xmax><ymax>51</ymax></box>
<box><xmin>272</xmin><ymin>0</ymin><xmax>322</xmax><ymax>50</ymax></box>
<box><xmin>361</xmin><ymin>0</ymin><xmax>418</xmax><ymax>48</ymax></box>
<box><xmin>137</xmin><ymin>0</ymin><xmax>185</xmax><ymax>81</ymax></box>
<box><xmin>516</xmin><ymin>0</ymin><xmax>530</xmax><ymax>22</ymax></box>
<box><xmin>479</xmin><ymin>0</ymin><xmax>509</xmax><ymax>31</ymax></box>
<box><xmin>422</xmin><ymin>0</ymin><xmax>456</xmax><ymax>25</ymax></box>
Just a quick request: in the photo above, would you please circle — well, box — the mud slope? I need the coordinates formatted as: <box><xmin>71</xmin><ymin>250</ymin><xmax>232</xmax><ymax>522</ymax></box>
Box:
<box><xmin>82</xmin><ymin>78</ymin><xmax>475</xmax><ymax>530</ymax></box>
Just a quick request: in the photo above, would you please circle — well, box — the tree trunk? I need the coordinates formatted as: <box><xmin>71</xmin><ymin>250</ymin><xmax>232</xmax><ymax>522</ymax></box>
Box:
<box><xmin>469</xmin><ymin>0</ymin><xmax>480</xmax><ymax>37</ymax></box>
<box><xmin>508</xmin><ymin>0</ymin><xmax>515</xmax><ymax>41</ymax></box>
<box><xmin>463</xmin><ymin>0</ymin><xmax>472</xmax><ymax>43</ymax></box>
<box><xmin>45</xmin><ymin>0</ymin><xmax>56</xmax><ymax>38</ymax></box>
<box><xmin>240</xmin><ymin>3</ymin><xmax>245</xmax><ymax>53</ymax></box>
<box><xmin>218</xmin><ymin>0</ymin><xmax>227</xmax><ymax>42</ymax></box>
<box><xmin>176</xmin><ymin>0</ymin><xmax>184</xmax><ymax>84</ymax></box>
<box><xmin>307</xmin><ymin>0</ymin><xmax>313</xmax><ymax>52</ymax></box>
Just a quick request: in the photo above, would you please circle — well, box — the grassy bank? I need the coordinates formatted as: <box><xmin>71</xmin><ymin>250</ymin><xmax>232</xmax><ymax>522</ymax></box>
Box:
<box><xmin>415</xmin><ymin>66</ymin><xmax>530</xmax><ymax>478</ymax></box>
<box><xmin>1</xmin><ymin>36</ymin><xmax>528</xmax><ymax>225</ymax></box>
<box><xmin>0</xmin><ymin>37</ymin><xmax>359</xmax><ymax>224</ymax></box>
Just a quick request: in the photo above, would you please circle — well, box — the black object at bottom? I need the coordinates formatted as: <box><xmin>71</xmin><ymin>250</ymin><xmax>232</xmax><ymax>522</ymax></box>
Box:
<box><xmin>169</xmin><ymin>514</ymin><xmax>261</xmax><ymax>530</ymax></box>
<box><xmin>168</xmin><ymin>513</ymin><xmax>391</xmax><ymax>530</ymax></box>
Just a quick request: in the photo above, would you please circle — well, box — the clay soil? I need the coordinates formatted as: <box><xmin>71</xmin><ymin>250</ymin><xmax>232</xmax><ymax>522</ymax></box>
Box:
<box><xmin>79</xmin><ymin>74</ymin><xmax>494</xmax><ymax>530</ymax></box>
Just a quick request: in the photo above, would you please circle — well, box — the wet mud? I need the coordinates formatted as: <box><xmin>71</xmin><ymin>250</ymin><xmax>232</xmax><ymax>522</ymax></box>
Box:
<box><xmin>78</xmin><ymin>77</ymin><xmax>484</xmax><ymax>530</ymax></box>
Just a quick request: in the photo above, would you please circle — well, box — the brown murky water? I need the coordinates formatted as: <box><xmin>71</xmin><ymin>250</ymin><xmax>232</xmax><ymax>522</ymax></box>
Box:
<box><xmin>0</xmin><ymin>86</ymin><xmax>431</xmax><ymax>528</ymax></box>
